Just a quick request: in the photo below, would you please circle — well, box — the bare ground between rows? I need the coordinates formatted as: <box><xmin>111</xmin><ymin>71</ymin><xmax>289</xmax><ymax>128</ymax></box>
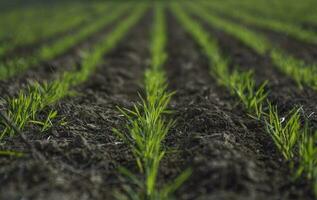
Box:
<box><xmin>0</xmin><ymin>10</ymin><xmax>128</xmax><ymax>98</ymax></box>
<box><xmin>301</xmin><ymin>22</ymin><xmax>317</xmax><ymax>33</ymax></box>
<box><xmin>0</xmin><ymin>12</ymin><xmax>152</xmax><ymax>200</ymax></box>
<box><xmin>160</xmin><ymin>13</ymin><xmax>314</xmax><ymax>199</ymax></box>
<box><xmin>189</xmin><ymin>13</ymin><xmax>317</xmax><ymax>131</ymax></box>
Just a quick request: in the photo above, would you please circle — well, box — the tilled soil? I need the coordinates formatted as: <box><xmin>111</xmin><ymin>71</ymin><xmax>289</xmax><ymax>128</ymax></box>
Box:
<box><xmin>0</xmin><ymin>12</ymin><xmax>151</xmax><ymax>200</ymax></box>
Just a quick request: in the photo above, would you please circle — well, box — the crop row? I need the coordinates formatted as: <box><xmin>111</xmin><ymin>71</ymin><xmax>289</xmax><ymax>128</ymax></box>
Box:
<box><xmin>0</xmin><ymin>4</ymin><xmax>129</xmax><ymax>80</ymax></box>
<box><xmin>204</xmin><ymin>0</ymin><xmax>317</xmax><ymax>27</ymax></box>
<box><xmin>113</xmin><ymin>5</ymin><xmax>190</xmax><ymax>199</ymax></box>
<box><xmin>0</xmin><ymin>3</ymin><xmax>104</xmax><ymax>56</ymax></box>
<box><xmin>202</xmin><ymin>1</ymin><xmax>317</xmax><ymax>44</ymax></box>
<box><xmin>171</xmin><ymin>3</ymin><xmax>317</xmax><ymax>196</ymax></box>
<box><xmin>185</xmin><ymin>2</ymin><xmax>317</xmax><ymax>91</ymax></box>
<box><xmin>0</xmin><ymin>5</ymin><xmax>147</xmax><ymax>140</ymax></box>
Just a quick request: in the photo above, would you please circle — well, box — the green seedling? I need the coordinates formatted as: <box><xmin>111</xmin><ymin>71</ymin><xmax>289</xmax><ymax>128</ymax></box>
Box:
<box><xmin>0</xmin><ymin>81</ymin><xmax>66</xmax><ymax>138</ymax></box>
<box><xmin>264</xmin><ymin>103</ymin><xmax>301</xmax><ymax>160</ymax></box>
<box><xmin>0</xmin><ymin>150</ymin><xmax>24</xmax><ymax>157</ymax></box>
<box><xmin>294</xmin><ymin>125</ymin><xmax>317</xmax><ymax>196</ymax></box>
<box><xmin>29</xmin><ymin>110</ymin><xmax>58</xmax><ymax>132</ymax></box>
<box><xmin>296</xmin><ymin>127</ymin><xmax>317</xmax><ymax>179</ymax></box>
<box><xmin>228</xmin><ymin>70</ymin><xmax>268</xmax><ymax>119</ymax></box>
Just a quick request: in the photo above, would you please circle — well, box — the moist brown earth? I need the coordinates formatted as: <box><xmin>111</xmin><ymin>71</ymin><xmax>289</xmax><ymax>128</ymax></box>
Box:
<box><xmin>160</xmin><ymin>13</ymin><xmax>314</xmax><ymax>200</ymax></box>
<box><xmin>0</xmin><ymin>13</ymin><xmax>151</xmax><ymax>200</ymax></box>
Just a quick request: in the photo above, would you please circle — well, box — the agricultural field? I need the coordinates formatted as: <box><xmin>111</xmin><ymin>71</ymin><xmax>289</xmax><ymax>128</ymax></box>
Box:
<box><xmin>0</xmin><ymin>0</ymin><xmax>317</xmax><ymax>199</ymax></box>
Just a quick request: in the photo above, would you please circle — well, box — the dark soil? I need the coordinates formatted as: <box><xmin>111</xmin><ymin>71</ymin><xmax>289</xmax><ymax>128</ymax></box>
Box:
<box><xmin>301</xmin><ymin>22</ymin><xmax>317</xmax><ymax>33</ymax></box>
<box><xmin>161</xmin><ymin>14</ymin><xmax>314</xmax><ymax>200</ymax></box>
<box><xmin>0</xmin><ymin>12</ymin><xmax>151</xmax><ymax>200</ymax></box>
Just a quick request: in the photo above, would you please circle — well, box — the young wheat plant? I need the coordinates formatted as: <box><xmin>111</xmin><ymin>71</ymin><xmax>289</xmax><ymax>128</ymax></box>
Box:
<box><xmin>264</xmin><ymin>103</ymin><xmax>301</xmax><ymax>160</ymax></box>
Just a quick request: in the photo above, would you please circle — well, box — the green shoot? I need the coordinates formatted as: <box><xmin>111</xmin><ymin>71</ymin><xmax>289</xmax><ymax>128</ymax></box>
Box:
<box><xmin>0</xmin><ymin>80</ymin><xmax>70</xmax><ymax>139</ymax></box>
<box><xmin>270</xmin><ymin>50</ymin><xmax>317</xmax><ymax>90</ymax></box>
<box><xmin>296</xmin><ymin>127</ymin><xmax>317</xmax><ymax>179</ymax></box>
<box><xmin>0</xmin><ymin>150</ymin><xmax>24</xmax><ymax>157</ymax></box>
<box><xmin>29</xmin><ymin>110</ymin><xmax>58</xmax><ymax>132</ymax></box>
<box><xmin>295</xmin><ymin>125</ymin><xmax>317</xmax><ymax>197</ymax></box>
<box><xmin>264</xmin><ymin>103</ymin><xmax>301</xmax><ymax>160</ymax></box>
<box><xmin>227</xmin><ymin>70</ymin><xmax>268</xmax><ymax>119</ymax></box>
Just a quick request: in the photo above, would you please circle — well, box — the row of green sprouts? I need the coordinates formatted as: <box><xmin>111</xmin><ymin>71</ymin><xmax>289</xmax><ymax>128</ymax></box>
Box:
<box><xmin>172</xmin><ymin>3</ymin><xmax>317</xmax><ymax>196</ymax></box>
<box><xmin>0</xmin><ymin>3</ymin><xmax>129</xmax><ymax>80</ymax></box>
<box><xmin>113</xmin><ymin>5</ymin><xmax>190</xmax><ymax>200</ymax></box>
<box><xmin>0</xmin><ymin>2</ymin><xmax>114</xmax><ymax>57</ymax></box>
